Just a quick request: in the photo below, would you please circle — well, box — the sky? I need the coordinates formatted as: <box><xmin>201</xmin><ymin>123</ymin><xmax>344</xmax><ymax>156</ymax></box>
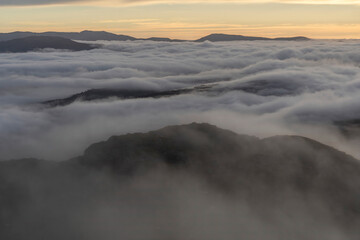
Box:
<box><xmin>0</xmin><ymin>1</ymin><xmax>359</xmax><ymax>39</ymax></box>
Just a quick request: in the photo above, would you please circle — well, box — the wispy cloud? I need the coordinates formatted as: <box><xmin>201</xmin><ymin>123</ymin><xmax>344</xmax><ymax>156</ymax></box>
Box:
<box><xmin>99</xmin><ymin>19</ymin><xmax>159</xmax><ymax>24</ymax></box>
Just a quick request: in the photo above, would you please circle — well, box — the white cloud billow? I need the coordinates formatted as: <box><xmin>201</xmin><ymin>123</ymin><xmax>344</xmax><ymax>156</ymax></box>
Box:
<box><xmin>1</xmin><ymin>39</ymin><xmax>360</xmax><ymax>160</ymax></box>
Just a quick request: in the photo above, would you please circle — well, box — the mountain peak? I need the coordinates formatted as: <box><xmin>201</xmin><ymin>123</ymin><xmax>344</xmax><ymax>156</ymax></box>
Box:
<box><xmin>77</xmin><ymin>123</ymin><xmax>358</xmax><ymax>176</ymax></box>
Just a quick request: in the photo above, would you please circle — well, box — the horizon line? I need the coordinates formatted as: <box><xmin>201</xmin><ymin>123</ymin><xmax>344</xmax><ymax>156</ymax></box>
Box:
<box><xmin>2</xmin><ymin>30</ymin><xmax>360</xmax><ymax>40</ymax></box>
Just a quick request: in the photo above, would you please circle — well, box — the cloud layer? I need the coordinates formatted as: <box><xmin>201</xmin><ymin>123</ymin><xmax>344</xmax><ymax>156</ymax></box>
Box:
<box><xmin>1</xmin><ymin>39</ymin><xmax>360</xmax><ymax>160</ymax></box>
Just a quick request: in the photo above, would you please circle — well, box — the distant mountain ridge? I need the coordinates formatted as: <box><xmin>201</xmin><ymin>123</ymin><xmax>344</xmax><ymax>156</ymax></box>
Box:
<box><xmin>0</xmin><ymin>30</ymin><xmax>311</xmax><ymax>42</ymax></box>
<box><xmin>0</xmin><ymin>30</ymin><xmax>135</xmax><ymax>42</ymax></box>
<box><xmin>0</xmin><ymin>36</ymin><xmax>96</xmax><ymax>53</ymax></box>
<box><xmin>195</xmin><ymin>33</ymin><xmax>310</xmax><ymax>42</ymax></box>
<box><xmin>42</xmin><ymin>85</ymin><xmax>212</xmax><ymax>107</ymax></box>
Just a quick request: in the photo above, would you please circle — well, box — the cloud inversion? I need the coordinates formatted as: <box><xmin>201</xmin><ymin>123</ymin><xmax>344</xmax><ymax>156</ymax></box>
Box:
<box><xmin>1</xmin><ymin>39</ymin><xmax>360</xmax><ymax>161</ymax></box>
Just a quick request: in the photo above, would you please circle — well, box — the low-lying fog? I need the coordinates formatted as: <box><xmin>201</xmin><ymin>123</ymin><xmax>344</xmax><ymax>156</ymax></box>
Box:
<box><xmin>1</xmin><ymin>39</ymin><xmax>360</xmax><ymax>160</ymax></box>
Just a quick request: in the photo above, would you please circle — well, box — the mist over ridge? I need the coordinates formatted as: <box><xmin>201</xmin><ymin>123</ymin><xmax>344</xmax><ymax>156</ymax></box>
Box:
<box><xmin>1</xmin><ymin>123</ymin><xmax>360</xmax><ymax>239</ymax></box>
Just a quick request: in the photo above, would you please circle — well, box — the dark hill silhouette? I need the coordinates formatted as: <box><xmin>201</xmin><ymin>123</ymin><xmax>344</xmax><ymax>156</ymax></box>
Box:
<box><xmin>42</xmin><ymin>85</ymin><xmax>212</xmax><ymax>107</ymax></box>
<box><xmin>0</xmin><ymin>30</ymin><xmax>310</xmax><ymax>43</ymax></box>
<box><xmin>78</xmin><ymin>123</ymin><xmax>360</xmax><ymax>196</ymax></box>
<box><xmin>0</xmin><ymin>30</ymin><xmax>135</xmax><ymax>42</ymax></box>
<box><xmin>0</xmin><ymin>123</ymin><xmax>359</xmax><ymax>239</ymax></box>
<box><xmin>274</xmin><ymin>36</ymin><xmax>310</xmax><ymax>41</ymax></box>
<box><xmin>41</xmin><ymin>78</ymin><xmax>314</xmax><ymax>108</ymax></box>
<box><xmin>0</xmin><ymin>36</ymin><xmax>96</xmax><ymax>53</ymax></box>
<box><xmin>41</xmin><ymin>30</ymin><xmax>136</xmax><ymax>41</ymax></box>
<box><xmin>195</xmin><ymin>33</ymin><xmax>269</xmax><ymax>42</ymax></box>
<box><xmin>196</xmin><ymin>33</ymin><xmax>310</xmax><ymax>42</ymax></box>
<box><xmin>139</xmin><ymin>37</ymin><xmax>185</xmax><ymax>42</ymax></box>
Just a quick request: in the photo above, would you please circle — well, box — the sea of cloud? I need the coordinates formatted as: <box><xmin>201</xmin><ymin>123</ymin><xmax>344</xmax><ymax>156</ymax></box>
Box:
<box><xmin>1</xmin><ymin>39</ymin><xmax>360</xmax><ymax>160</ymax></box>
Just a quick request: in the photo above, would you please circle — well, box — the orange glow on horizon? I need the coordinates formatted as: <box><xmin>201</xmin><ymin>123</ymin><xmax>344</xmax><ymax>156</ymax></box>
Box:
<box><xmin>1</xmin><ymin>23</ymin><xmax>359</xmax><ymax>40</ymax></box>
<box><xmin>0</xmin><ymin>2</ymin><xmax>359</xmax><ymax>39</ymax></box>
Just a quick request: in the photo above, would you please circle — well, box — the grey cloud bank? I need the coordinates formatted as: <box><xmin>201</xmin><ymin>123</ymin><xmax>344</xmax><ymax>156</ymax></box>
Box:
<box><xmin>1</xmin><ymin>39</ymin><xmax>360</xmax><ymax>160</ymax></box>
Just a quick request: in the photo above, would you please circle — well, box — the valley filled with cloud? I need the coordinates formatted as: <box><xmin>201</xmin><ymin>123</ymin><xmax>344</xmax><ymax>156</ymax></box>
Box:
<box><xmin>1</xmin><ymin>39</ymin><xmax>360</xmax><ymax>161</ymax></box>
<box><xmin>1</xmin><ymin>0</ymin><xmax>360</xmax><ymax>237</ymax></box>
